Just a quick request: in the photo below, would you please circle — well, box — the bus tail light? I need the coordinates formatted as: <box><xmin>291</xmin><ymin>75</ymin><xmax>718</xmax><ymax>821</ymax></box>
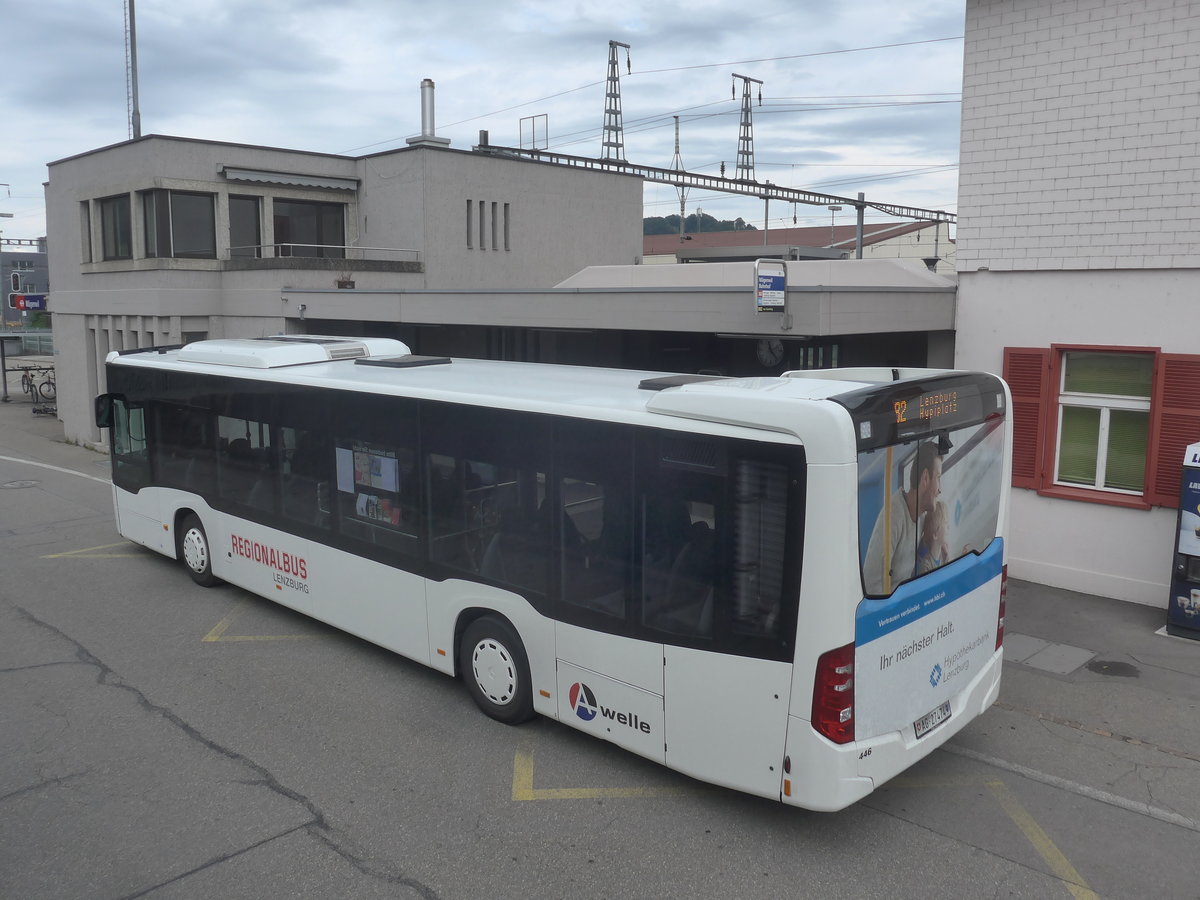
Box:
<box><xmin>996</xmin><ymin>564</ymin><xmax>1008</xmax><ymax>651</ymax></box>
<box><xmin>811</xmin><ymin>642</ymin><xmax>855</xmax><ymax>744</ymax></box>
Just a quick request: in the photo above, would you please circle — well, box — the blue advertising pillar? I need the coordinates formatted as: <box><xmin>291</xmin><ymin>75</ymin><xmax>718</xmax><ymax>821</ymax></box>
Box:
<box><xmin>1168</xmin><ymin>440</ymin><xmax>1200</xmax><ymax>639</ymax></box>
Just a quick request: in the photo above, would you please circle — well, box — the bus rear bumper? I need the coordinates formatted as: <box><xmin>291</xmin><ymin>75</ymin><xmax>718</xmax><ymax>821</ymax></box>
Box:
<box><xmin>782</xmin><ymin>648</ymin><xmax>1002</xmax><ymax>812</ymax></box>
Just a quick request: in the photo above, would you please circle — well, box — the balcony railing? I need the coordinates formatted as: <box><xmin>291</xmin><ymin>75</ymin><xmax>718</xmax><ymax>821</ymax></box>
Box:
<box><xmin>228</xmin><ymin>243</ymin><xmax>420</xmax><ymax>262</ymax></box>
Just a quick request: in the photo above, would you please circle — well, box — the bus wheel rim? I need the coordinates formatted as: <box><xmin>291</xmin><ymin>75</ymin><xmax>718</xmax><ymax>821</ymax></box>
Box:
<box><xmin>471</xmin><ymin>638</ymin><xmax>516</xmax><ymax>706</ymax></box>
<box><xmin>182</xmin><ymin>528</ymin><xmax>208</xmax><ymax>573</ymax></box>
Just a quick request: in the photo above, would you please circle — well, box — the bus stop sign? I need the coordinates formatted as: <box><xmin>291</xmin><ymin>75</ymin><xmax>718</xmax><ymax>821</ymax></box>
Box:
<box><xmin>755</xmin><ymin>259</ymin><xmax>787</xmax><ymax>313</ymax></box>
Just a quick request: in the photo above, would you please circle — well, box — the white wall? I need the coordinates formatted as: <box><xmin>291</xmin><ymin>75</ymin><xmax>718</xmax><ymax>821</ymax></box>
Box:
<box><xmin>955</xmin><ymin>0</ymin><xmax>1200</xmax><ymax>606</ymax></box>
<box><xmin>956</xmin><ymin>269</ymin><xmax>1200</xmax><ymax>606</ymax></box>
<box><xmin>958</xmin><ymin>0</ymin><xmax>1200</xmax><ymax>274</ymax></box>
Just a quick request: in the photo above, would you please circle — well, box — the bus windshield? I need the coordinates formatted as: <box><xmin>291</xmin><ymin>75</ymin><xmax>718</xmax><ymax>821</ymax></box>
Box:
<box><xmin>831</xmin><ymin>374</ymin><xmax>1008</xmax><ymax>597</ymax></box>
<box><xmin>857</xmin><ymin>419</ymin><xmax>1006</xmax><ymax>596</ymax></box>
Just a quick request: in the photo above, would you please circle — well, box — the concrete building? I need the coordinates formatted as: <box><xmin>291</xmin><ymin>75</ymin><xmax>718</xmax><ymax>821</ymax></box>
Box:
<box><xmin>46</xmin><ymin>133</ymin><xmax>643</xmax><ymax>442</ymax></box>
<box><xmin>46</xmin><ymin>133</ymin><xmax>958</xmax><ymax>449</ymax></box>
<box><xmin>954</xmin><ymin>0</ymin><xmax>1200</xmax><ymax>606</ymax></box>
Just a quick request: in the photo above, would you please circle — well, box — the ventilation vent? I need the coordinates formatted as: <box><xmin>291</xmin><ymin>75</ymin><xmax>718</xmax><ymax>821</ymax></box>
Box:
<box><xmin>176</xmin><ymin>336</ymin><xmax>411</xmax><ymax>368</ymax></box>
<box><xmin>327</xmin><ymin>343</ymin><xmax>369</xmax><ymax>360</ymax></box>
<box><xmin>639</xmin><ymin>374</ymin><xmax>728</xmax><ymax>392</ymax></box>
<box><xmin>355</xmin><ymin>355</ymin><xmax>452</xmax><ymax>369</ymax></box>
<box><xmin>256</xmin><ymin>335</ymin><xmax>369</xmax><ymax>360</ymax></box>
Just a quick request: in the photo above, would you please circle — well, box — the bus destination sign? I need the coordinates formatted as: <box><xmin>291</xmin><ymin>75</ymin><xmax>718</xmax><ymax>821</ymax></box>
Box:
<box><xmin>894</xmin><ymin>389</ymin><xmax>960</xmax><ymax>425</ymax></box>
<box><xmin>832</xmin><ymin>373</ymin><xmax>1005</xmax><ymax>451</ymax></box>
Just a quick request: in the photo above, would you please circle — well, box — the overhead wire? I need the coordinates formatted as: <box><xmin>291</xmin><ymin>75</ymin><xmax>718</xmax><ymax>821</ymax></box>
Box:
<box><xmin>338</xmin><ymin>36</ymin><xmax>963</xmax><ymax>155</ymax></box>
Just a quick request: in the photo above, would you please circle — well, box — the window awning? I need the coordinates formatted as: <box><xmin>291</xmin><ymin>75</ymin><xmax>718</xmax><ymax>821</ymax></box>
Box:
<box><xmin>219</xmin><ymin>166</ymin><xmax>359</xmax><ymax>191</ymax></box>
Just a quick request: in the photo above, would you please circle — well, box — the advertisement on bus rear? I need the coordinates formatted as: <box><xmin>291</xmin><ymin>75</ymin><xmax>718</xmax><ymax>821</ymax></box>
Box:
<box><xmin>852</xmin><ymin>417</ymin><xmax>1005</xmax><ymax>738</ymax></box>
<box><xmin>853</xmin><ymin>541</ymin><xmax>1002</xmax><ymax>739</ymax></box>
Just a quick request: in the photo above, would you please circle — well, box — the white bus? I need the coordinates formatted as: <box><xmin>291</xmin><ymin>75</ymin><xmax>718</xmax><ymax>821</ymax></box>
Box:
<box><xmin>95</xmin><ymin>335</ymin><xmax>1010</xmax><ymax>811</ymax></box>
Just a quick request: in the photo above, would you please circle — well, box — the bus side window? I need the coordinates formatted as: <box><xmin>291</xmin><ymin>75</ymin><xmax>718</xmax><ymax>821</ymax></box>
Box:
<box><xmin>153</xmin><ymin>402</ymin><xmax>214</xmax><ymax>494</ymax></box>
<box><xmin>331</xmin><ymin>394</ymin><xmax>420</xmax><ymax>557</ymax></box>
<box><xmin>640</xmin><ymin>433</ymin><xmax>727</xmax><ymax>640</ymax></box>
<box><xmin>731</xmin><ymin>459</ymin><xmax>788</xmax><ymax>638</ymax></box>
<box><xmin>556</xmin><ymin>420</ymin><xmax>634</xmax><ymax>621</ymax></box>
<box><xmin>642</xmin><ymin>495</ymin><xmax>719</xmax><ymax>638</ymax></box>
<box><xmin>217</xmin><ymin>408</ymin><xmax>276</xmax><ymax>513</ymax></box>
<box><xmin>424</xmin><ymin>404</ymin><xmax>550</xmax><ymax>596</ymax></box>
<box><xmin>280</xmin><ymin>425</ymin><xmax>331</xmax><ymax>530</ymax></box>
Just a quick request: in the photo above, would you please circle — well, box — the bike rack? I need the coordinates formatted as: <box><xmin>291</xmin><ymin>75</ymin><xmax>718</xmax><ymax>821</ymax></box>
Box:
<box><xmin>10</xmin><ymin>362</ymin><xmax>55</xmax><ymax>407</ymax></box>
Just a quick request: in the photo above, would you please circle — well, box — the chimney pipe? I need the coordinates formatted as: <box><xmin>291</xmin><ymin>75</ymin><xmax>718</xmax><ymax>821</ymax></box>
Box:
<box><xmin>406</xmin><ymin>78</ymin><xmax>451</xmax><ymax>148</ymax></box>
<box><xmin>421</xmin><ymin>78</ymin><xmax>436</xmax><ymax>137</ymax></box>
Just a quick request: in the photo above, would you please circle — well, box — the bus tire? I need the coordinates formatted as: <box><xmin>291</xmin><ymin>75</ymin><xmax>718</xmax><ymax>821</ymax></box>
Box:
<box><xmin>460</xmin><ymin>616</ymin><xmax>535</xmax><ymax>725</ymax></box>
<box><xmin>179</xmin><ymin>514</ymin><xmax>221</xmax><ymax>587</ymax></box>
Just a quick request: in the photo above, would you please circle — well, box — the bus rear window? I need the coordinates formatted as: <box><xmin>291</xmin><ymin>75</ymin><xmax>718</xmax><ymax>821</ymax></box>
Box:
<box><xmin>857</xmin><ymin>418</ymin><xmax>1005</xmax><ymax>596</ymax></box>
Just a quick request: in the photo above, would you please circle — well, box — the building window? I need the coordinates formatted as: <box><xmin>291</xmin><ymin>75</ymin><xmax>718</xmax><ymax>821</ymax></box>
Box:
<box><xmin>99</xmin><ymin>194</ymin><xmax>132</xmax><ymax>261</ymax></box>
<box><xmin>1003</xmin><ymin>346</ymin><xmax>1200</xmax><ymax>509</ymax></box>
<box><xmin>80</xmin><ymin>201</ymin><xmax>92</xmax><ymax>263</ymax></box>
<box><xmin>1055</xmin><ymin>351</ymin><xmax>1151</xmax><ymax>493</ymax></box>
<box><xmin>467</xmin><ymin>199</ymin><xmax>510</xmax><ymax>251</ymax></box>
<box><xmin>229</xmin><ymin>195</ymin><xmax>262</xmax><ymax>258</ymax></box>
<box><xmin>272</xmin><ymin>199</ymin><xmax>344</xmax><ymax>258</ymax></box>
<box><xmin>143</xmin><ymin>190</ymin><xmax>216</xmax><ymax>259</ymax></box>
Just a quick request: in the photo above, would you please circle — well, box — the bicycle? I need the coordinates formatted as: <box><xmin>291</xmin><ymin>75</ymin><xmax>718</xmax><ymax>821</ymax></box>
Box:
<box><xmin>38</xmin><ymin>367</ymin><xmax>55</xmax><ymax>402</ymax></box>
<box><xmin>18</xmin><ymin>366</ymin><xmax>55</xmax><ymax>403</ymax></box>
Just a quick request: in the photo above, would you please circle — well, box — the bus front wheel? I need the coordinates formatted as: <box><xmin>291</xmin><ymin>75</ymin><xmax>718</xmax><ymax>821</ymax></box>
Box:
<box><xmin>179</xmin><ymin>514</ymin><xmax>221</xmax><ymax>587</ymax></box>
<box><xmin>460</xmin><ymin>616</ymin><xmax>535</xmax><ymax>725</ymax></box>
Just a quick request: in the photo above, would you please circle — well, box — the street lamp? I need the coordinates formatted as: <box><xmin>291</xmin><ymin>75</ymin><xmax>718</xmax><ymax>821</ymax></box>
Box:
<box><xmin>826</xmin><ymin>205</ymin><xmax>843</xmax><ymax>248</ymax></box>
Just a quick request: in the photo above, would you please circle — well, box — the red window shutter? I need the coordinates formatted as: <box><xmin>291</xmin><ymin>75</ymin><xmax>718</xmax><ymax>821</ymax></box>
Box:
<box><xmin>1147</xmin><ymin>354</ymin><xmax>1200</xmax><ymax>508</ymax></box>
<box><xmin>1003</xmin><ymin>348</ymin><xmax>1051</xmax><ymax>490</ymax></box>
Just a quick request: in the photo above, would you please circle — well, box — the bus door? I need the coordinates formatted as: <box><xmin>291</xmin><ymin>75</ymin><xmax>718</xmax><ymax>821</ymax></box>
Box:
<box><xmin>552</xmin><ymin>421</ymin><xmax>666</xmax><ymax>763</ymax></box>
<box><xmin>657</xmin><ymin>454</ymin><xmax>796</xmax><ymax>800</ymax></box>
<box><xmin>555</xmin><ymin>625</ymin><xmax>666</xmax><ymax>764</ymax></box>
<box><xmin>96</xmin><ymin>392</ymin><xmax>165</xmax><ymax>552</ymax></box>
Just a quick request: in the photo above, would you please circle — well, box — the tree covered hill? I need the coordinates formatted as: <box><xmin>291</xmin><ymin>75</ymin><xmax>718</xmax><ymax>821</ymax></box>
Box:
<box><xmin>643</xmin><ymin>213</ymin><xmax>757</xmax><ymax>235</ymax></box>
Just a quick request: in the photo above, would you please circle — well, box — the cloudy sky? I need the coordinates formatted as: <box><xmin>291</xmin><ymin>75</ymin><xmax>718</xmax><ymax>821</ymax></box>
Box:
<box><xmin>1</xmin><ymin>0</ymin><xmax>967</xmax><ymax>242</ymax></box>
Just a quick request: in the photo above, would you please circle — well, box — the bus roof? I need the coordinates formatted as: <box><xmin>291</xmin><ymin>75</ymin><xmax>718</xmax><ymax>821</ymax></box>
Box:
<box><xmin>106</xmin><ymin>336</ymin><xmax>960</xmax><ymax>452</ymax></box>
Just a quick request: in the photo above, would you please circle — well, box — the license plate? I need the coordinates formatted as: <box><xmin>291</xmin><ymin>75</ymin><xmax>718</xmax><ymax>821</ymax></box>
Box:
<box><xmin>914</xmin><ymin>700</ymin><xmax>952</xmax><ymax>739</ymax></box>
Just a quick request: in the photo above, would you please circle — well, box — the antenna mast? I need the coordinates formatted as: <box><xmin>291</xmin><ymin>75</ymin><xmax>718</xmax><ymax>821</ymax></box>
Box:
<box><xmin>731</xmin><ymin>73</ymin><xmax>762</xmax><ymax>181</ymax></box>
<box><xmin>671</xmin><ymin>116</ymin><xmax>690</xmax><ymax>242</ymax></box>
<box><xmin>602</xmin><ymin>41</ymin><xmax>631</xmax><ymax>162</ymax></box>
<box><xmin>125</xmin><ymin>0</ymin><xmax>142</xmax><ymax>138</ymax></box>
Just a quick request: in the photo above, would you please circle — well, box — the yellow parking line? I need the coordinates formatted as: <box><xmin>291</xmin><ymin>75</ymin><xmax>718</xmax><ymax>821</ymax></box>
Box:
<box><xmin>508</xmin><ymin>752</ymin><xmax>1099</xmax><ymax>900</ymax></box>
<box><xmin>201</xmin><ymin>601</ymin><xmax>318</xmax><ymax>643</ymax></box>
<box><xmin>201</xmin><ymin>609</ymin><xmax>238</xmax><ymax>642</ymax></box>
<box><xmin>987</xmin><ymin>780</ymin><xmax>1098</xmax><ymax>900</ymax></box>
<box><xmin>511</xmin><ymin>748</ymin><xmax>689</xmax><ymax>801</ymax></box>
<box><xmin>209</xmin><ymin>633</ymin><xmax>319</xmax><ymax>642</ymax></box>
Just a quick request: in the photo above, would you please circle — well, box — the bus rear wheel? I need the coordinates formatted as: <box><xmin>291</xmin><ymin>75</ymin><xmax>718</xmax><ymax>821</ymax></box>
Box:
<box><xmin>179</xmin><ymin>514</ymin><xmax>221</xmax><ymax>587</ymax></box>
<box><xmin>460</xmin><ymin>616</ymin><xmax>534</xmax><ymax>725</ymax></box>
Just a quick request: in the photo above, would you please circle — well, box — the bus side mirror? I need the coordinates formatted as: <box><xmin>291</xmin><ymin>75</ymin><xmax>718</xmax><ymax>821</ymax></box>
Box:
<box><xmin>95</xmin><ymin>394</ymin><xmax>115</xmax><ymax>429</ymax></box>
